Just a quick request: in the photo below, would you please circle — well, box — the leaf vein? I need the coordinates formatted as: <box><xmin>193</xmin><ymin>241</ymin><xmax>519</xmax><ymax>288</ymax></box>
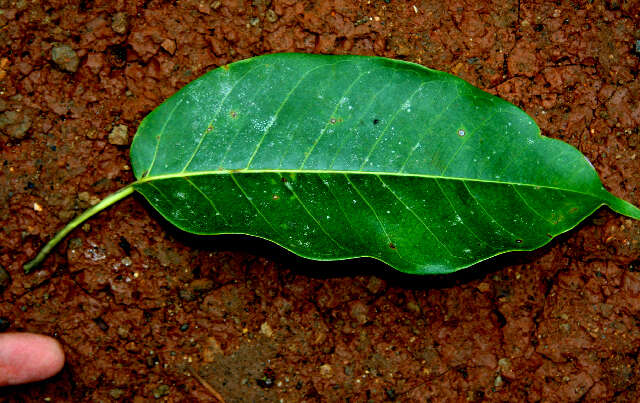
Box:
<box><xmin>440</xmin><ymin>107</ymin><xmax>498</xmax><ymax>175</ymax></box>
<box><xmin>183</xmin><ymin>177</ymin><xmax>229</xmax><ymax>226</ymax></box>
<box><xmin>434</xmin><ymin>179</ymin><xmax>493</xmax><ymax>249</ymax></box>
<box><xmin>359</xmin><ymin>81</ymin><xmax>427</xmax><ymax>170</ymax></box>
<box><xmin>229</xmin><ymin>173</ymin><xmax>281</xmax><ymax>235</ymax></box>
<box><xmin>462</xmin><ymin>182</ymin><xmax>518</xmax><ymax>238</ymax></box>
<box><xmin>298</xmin><ymin>69</ymin><xmax>367</xmax><ymax>169</ymax></box>
<box><xmin>180</xmin><ymin>63</ymin><xmax>265</xmax><ymax>172</ymax></box>
<box><xmin>278</xmin><ymin>174</ymin><xmax>350</xmax><ymax>252</ymax></box>
<box><xmin>378</xmin><ymin>175</ymin><xmax>463</xmax><ymax>259</ymax></box>
<box><xmin>343</xmin><ymin>174</ymin><xmax>407</xmax><ymax>261</ymax></box>
<box><xmin>511</xmin><ymin>185</ymin><xmax>556</xmax><ymax>226</ymax></box>
<box><xmin>245</xmin><ymin>62</ymin><xmax>345</xmax><ymax>169</ymax></box>
<box><xmin>147</xmin><ymin>98</ymin><xmax>185</xmax><ymax>175</ymax></box>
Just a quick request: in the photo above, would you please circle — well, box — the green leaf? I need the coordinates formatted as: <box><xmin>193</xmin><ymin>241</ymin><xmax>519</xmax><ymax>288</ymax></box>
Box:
<box><xmin>24</xmin><ymin>53</ymin><xmax>640</xmax><ymax>275</ymax></box>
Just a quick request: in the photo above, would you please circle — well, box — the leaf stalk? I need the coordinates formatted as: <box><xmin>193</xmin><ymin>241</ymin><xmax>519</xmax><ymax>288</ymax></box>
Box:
<box><xmin>23</xmin><ymin>185</ymin><xmax>135</xmax><ymax>273</ymax></box>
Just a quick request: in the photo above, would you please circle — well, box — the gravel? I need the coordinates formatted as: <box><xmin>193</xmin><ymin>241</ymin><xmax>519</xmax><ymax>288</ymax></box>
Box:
<box><xmin>51</xmin><ymin>44</ymin><xmax>80</xmax><ymax>73</ymax></box>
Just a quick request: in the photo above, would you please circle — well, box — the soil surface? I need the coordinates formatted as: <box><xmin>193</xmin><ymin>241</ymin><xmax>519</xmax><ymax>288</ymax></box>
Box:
<box><xmin>1</xmin><ymin>0</ymin><xmax>640</xmax><ymax>401</ymax></box>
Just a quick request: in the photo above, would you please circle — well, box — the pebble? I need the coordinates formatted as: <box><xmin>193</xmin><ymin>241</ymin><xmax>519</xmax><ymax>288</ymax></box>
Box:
<box><xmin>109</xmin><ymin>389</ymin><xmax>125</xmax><ymax>399</ymax></box>
<box><xmin>152</xmin><ymin>384</ymin><xmax>170</xmax><ymax>399</ymax></box>
<box><xmin>266</xmin><ymin>9</ymin><xmax>278</xmax><ymax>23</ymax></box>
<box><xmin>319</xmin><ymin>364</ymin><xmax>332</xmax><ymax>377</ymax></box>
<box><xmin>111</xmin><ymin>12</ymin><xmax>128</xmax><ymax>34</ymax></box>
<box><xmin>161</xmin><ymin>38</ymin><xmax>176</xmax><ymax>55</ymax></box>
<box><xmin>0</xmin><ymin>110</ymin><xmax>32</xmax><ymax>140</ymax></box>
<box><xmin>260</xmin><ymin>321</ymin><xmax>273</xmax><ymax>337</ymax></box>
<box><xmin>108</xmin><ymin>124</ymin><xmax>129</xmax><ymax>145</ymax></box>
<box><xmin>189</xmin><ymin>278</ymin><xmax>214</xmax><ymax>293</ymax></box>
<box><xmin>51</xmin><ymin>44</ymin><xmax>80</xmax><ymax>73</ymax></box>
<box><xmin>0</xmin><ymin>266</ymin><xmax>10</xmax><ymax>291</ymax></box>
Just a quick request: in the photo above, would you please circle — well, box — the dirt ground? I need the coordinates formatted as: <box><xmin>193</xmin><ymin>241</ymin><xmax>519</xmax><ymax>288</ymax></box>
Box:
<box><xmin>1</xmin><ymin>0</ymin><xmax>640</xmax><ymax>401</ymax></box>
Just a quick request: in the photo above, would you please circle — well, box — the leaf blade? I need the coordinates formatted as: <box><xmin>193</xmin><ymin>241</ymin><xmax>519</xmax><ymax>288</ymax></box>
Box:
<box><xmin>129</xmin><ymin>53</ymin><xmax>639</xmax><ymax>274</ymax></box>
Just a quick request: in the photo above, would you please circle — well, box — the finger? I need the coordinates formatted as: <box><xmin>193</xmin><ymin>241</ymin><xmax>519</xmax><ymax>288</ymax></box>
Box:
<box><xmin>0</xmin><ymin>333</ymin><xmax>65</xmax><ymax>386</ymax></box>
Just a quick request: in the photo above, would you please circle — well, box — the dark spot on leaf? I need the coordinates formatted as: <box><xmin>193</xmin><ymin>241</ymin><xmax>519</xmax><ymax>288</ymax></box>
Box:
<box><xmin>272</xmin><ymin>195</ymin><xmax>279</xmax><ymax>200</ymax></box>
<box><xmin>330</xmin><ymin>118</ymin><xmax>336</xmax><ymax>124</ymax></box>
<box><xmin>206</xmin><ymin>125</ymin><xmax>213</xmax><ymax>132</ymax></box>
<box><xmin>373</xmin><ymin>119</ymin><xmax>380</xmax><ymax>125</ymax></box>
<box><xmin>515</xmin><ymin>239</ymin><xmax>523</xmax><ymax>244</ymax></box>
<box><xmin>569</xmin><ymin>207</ymin><xmax>578</xmax><ymax>214</ymax></box>
<box><xmin>281</xmin><ymin>177</ymin><xmax>287</xmax><ymax>183</ymax></box>
<box><xmin>546</xmin><ymin>233</ymin><xmax>553</xmax><ymax>238</ymax></box>
<box><xmin>389</xmin><ymin>243</ymin><xmax>396</xmax><ymax>249</ymax></box>
<box><xmin>230</xmin><ymin>111</ymin><xmax>237</xmax><ymax>118</ymax></box>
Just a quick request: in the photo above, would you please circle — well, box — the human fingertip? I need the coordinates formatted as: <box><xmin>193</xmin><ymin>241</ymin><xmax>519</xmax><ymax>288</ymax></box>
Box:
<box><xmin>0</xmin><ymin>333</ymin><xmax>65</xmax><ymax>386</ymax></box>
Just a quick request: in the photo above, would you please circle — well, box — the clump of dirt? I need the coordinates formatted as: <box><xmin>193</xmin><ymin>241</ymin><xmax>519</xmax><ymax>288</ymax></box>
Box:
<box><xmin>1</xmin><ymin>0</ymin><xmax>639</xmax><ymax>401</ymax></box>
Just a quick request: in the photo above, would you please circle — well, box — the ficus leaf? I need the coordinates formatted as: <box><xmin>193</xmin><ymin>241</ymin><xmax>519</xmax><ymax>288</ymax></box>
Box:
<box><xmin>24</xmin><ymin>53</ymin><xmax>640</xmax><ymax>275</ymax></box>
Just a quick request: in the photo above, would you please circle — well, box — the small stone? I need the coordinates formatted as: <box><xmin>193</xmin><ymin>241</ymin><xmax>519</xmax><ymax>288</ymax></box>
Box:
<box><xmin>125</xmin><ymin>341</ymin><xmax>139</xmax><ymax>353</ymax></box>
<box><xmin>161</xmin><ymin>38</ymin><xmax>176</xmax><ymax>55</ymax></box>
<box><xmin>153</xmin><ymin>384</ymin><xmax>170</xmax><ymax>399</ymax></box>
<box><xmin>197</xmin><ymin>3</ymin><xmax>211</xmax><ymax>14</ymax></box>
<box><xmin>180</xmin><ymin>323</ymin><xmax>189</xmax><ymax>331</ymax></box>
<box><xmin>189</xmin><ymin>278</ymin><xmax>214</xmax><ymax>293</ymax></box>
<box><xmin>406</xmin><ymin>301</ymin><xmax>421</xmax><ymax>314</ymax></box>
<box><xmin>0</xmin><ymin>266</ymin><xmax>11</xmax><ymax>291</ymax></box>
<box><xmin>121</xmin><ymin>257</ymin><xmax>132</xmax><ymax>267</ymax></box>
<box><xmin>250</xmin><ymin>17</ymin><xmax>260</xmax><ymax>26</ymax></box>
<box><xmin>477</xmin><ymin>282</ymin><xmax>491</xmax><ymax>293</ymax></box>
<box><xmin>266</xmin><ymin>9</ymin><xmax>278</xmax><ymax>23</ymax></box>
<box><xmin>211</xmin><ymin>1</ymin><xmax>221</xmax><ymax>9</ymax></box>
<box><xmin>108</xmin><ymin>124</ymin><xmax>129</xmax><ymax>145</ymax></box>
<box><xmin>635</xmin><ymin>40</ymin><xmax>640</xmax><ymax>55</ymax></box>
<box><xmin>319</xmin><ymin>364</ymin><xmax>332</xmax><ymax>377</ymax></box>
<box><xmin>51</xmin><ymin>44</ymin><xmax>80</xmax><ymax>73</ymax></box>
<box><xmin>0</xmin><ymin>110</ymin><xmax>32</xmax><ymax>140</ymax></box>
<box><xmin>260</xmin><ymin>321</ymin><xmax>273</xmax><ymax>337</ymax></box>
<box><xmin>202</xmin><ymin>337</ymin><xmax>223</xmax><ymax>362</ymax></box>
<box><xmin>111</xmin><ymin>12</ymin><xmax>128</xmax><ymax>34</ymax></box>
<box><xmin>179</xmin><ymin>289</ymin><xmax>195</xmax><ymax>301</ymax></box>
<box><xmin>366</xmin><ymin>276</ymin><xmax>385</xmax><ymax>294</ymax></box>
<box><xmin>117</xmin><ymin>326</ymin><xmax>129</xmax><ymax>339</ymax></box>
<box><xmin>78</xmin><ymin>191</ymin><xmax>90</xmax><ymax>202</ymax></box>
<box><xmin>109</xmin><ymin>389</ymin><xmax>125</xmax><ymax>399</ymax></box>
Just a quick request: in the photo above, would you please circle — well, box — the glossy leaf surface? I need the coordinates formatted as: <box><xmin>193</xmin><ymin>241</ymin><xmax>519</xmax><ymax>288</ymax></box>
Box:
<box><xmin>129</xmin><ymin>53</ymin><xmax>640</xmax><ymax>274</ymax></box>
